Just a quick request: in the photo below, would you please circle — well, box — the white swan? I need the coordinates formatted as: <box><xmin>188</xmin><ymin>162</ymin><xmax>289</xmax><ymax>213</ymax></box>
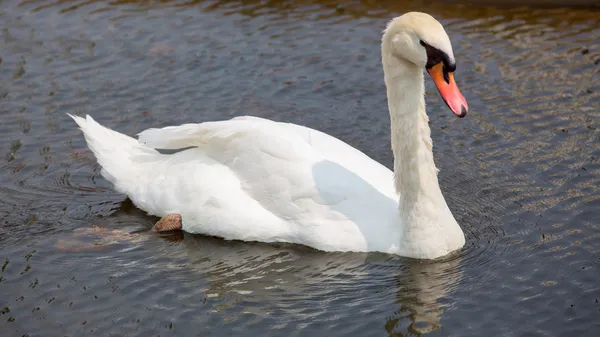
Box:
<box><xmin>70</xmin><ymin>12</ymin><xmax>469</xmax><ymax>259</ymax></box>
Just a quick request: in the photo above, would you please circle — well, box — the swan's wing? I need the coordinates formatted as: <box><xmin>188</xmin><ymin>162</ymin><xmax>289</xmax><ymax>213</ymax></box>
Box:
<box><xmin>137</xmin><ymin>117</ymin><xmax>276</xmax><ymax>150</ymax></box>
<box><xmin>135</xmin><ymin>118</ymin><xmax>352</xmax><ymax>246</ymax></box>
<box><xmin>138</xmin><ymin>116</ymin><xmax>396</xmax><ymax>199</ymax></box>
<box><xmin>273</xmin><ymin>120</ymin><xmax>397</xmax><ymax>200</ymax></box>
<box><xmin>136</xmin><ymin>117</ymin><xmax>398</xmax><ymax>250</ymax></box>
<box><xmin>139</xmin><ymin>117</ymin><xmax>333</xmax><ymax>201</ymax></box>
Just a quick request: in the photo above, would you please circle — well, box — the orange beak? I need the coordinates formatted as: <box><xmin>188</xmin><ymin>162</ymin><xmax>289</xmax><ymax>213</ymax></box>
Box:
<box><xmin>426</xmin><ymin>62</ymin><xmax>468</xmax><ymax>118</ymax></box>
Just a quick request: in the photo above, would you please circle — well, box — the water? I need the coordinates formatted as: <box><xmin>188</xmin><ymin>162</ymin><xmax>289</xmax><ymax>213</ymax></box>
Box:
<box><xmin>0</xmin><ymin>0</ymin><xmax>599</xmax><ymax>336</ymax></box>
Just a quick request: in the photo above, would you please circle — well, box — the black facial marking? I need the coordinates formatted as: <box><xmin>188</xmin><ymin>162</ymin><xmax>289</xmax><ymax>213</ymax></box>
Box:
<box><xmin>420</xmin><ymin>41</ymin><xmax>456</xmax><ymax>77</ymax></box>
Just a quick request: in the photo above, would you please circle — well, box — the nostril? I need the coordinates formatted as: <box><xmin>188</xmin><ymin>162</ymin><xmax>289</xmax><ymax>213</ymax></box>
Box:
<box><xmin>443</xmin><ymin>68</ymin><xmax>450</xmax><ymax>84</ymax></box>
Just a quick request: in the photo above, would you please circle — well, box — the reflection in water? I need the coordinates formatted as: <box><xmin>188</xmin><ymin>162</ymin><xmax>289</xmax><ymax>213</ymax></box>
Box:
<box><xmin>388</xmin><ymin>258</ymin><xmax>463</xmax><ymax>335</ymax></box>
<box><xmin>3</xmin><ymin>226</ymin><xmax>462</xmax><ymax>336</ymax></box>
<box><xmin>159</xmin><ymin>234</ymin><xmax>463</xmax><ymax>335</ymax></box>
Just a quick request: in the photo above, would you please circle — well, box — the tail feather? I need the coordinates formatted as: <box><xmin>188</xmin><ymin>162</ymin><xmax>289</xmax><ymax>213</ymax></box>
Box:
<box><xmin>69</xmin><ymin>114</ymin><xmax>158</xmax><ymax>194</ymax></box>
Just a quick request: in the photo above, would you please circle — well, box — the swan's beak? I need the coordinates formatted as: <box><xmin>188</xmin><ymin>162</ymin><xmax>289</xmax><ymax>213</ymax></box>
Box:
<box><xmin>427</xmin><ymin>62</ymin><xmax>468</xmax><ymax>118</ymax></box>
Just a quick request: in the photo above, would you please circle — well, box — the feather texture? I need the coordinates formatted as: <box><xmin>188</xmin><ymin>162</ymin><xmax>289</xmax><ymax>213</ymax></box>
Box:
<box><xmin>70</xmin><ymin>12</ymin><xmax>467</xmax><ymax>259</ymax></box>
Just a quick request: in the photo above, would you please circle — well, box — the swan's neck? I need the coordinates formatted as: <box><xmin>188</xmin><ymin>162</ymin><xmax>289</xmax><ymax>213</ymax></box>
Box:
<box><xmin>383</xmin><ymin>55</ymin><xmax>460</xmax><ymax>248</ymax></box>
<box><xmin>384</xmin><ymin>58</ymin><xmax>437</xmax><ymax>199</ymax></box>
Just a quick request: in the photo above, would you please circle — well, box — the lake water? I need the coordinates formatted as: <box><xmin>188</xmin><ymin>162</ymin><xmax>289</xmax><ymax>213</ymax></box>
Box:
<box><xmin>0</xmin><ymin>0</ymin><xmax>599</xmax><ymax>336</ymax></box>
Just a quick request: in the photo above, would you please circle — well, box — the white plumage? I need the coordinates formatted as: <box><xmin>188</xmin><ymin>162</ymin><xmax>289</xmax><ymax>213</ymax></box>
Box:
<box><xmin>70</xmin><ymin>115</ymin><xmax>400</xmax><ymax>251</ymax></box>
<box><xmin>70</xmin><ymin>12</ymin><xmax>467</xmax><ymax>259</ymax></box>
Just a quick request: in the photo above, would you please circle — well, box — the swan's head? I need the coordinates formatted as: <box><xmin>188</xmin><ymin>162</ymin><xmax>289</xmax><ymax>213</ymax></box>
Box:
<box><xmin>383</xmin><ymin>12</ymin><xmax>468</xmax><ymax>117</ymax></box>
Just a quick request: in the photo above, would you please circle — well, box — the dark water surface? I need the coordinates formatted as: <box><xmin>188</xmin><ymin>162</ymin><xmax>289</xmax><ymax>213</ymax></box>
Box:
<box><xmin>1</xmin><ymin>0</ymin><xmax>599</xmax><ymax>336</ymax></box>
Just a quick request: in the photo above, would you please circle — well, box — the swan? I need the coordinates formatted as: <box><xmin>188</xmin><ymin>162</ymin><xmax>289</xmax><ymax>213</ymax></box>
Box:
<box><xmin>69</xmin><ymin>12</ymin><xmax>469</xmax><ymax>259</ymax></box>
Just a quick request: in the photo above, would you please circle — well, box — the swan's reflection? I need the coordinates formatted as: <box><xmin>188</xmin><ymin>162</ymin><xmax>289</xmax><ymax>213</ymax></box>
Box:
<box><xmin>156</xmin><ymin>233</ymin><xmax>462</xmax><ymax>335</ymax></box>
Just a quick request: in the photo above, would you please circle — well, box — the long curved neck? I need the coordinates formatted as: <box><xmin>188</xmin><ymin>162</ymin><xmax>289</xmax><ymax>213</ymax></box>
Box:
<box><xmin>382</xmin><ymin>53</ymin><xmax>452</xmax><ymax>228</ymax></box>
<box><xmin>378</xmin><ymin>21</ymin><xmax>465</xmax><ymax>258</ymax></box>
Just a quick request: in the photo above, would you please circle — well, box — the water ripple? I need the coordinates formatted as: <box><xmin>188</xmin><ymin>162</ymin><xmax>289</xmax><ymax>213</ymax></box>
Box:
<box><xmin>0</xmin><ymin>1</ymin><xmax>599</xmax><ymax>336</ymax></box>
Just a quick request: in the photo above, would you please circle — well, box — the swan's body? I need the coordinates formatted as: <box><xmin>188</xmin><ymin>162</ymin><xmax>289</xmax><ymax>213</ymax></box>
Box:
<box><xmin>70</xmin><ymin>12</ymin><xmax>469</xmax><ymax>259</ymax></box>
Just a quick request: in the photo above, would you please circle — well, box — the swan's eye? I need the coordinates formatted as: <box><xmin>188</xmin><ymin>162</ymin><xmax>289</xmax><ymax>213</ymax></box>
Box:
<box><xmin>419</xmin><ymin>40</ymin><xmax>426</xmax><ymax>47</ymax></box>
